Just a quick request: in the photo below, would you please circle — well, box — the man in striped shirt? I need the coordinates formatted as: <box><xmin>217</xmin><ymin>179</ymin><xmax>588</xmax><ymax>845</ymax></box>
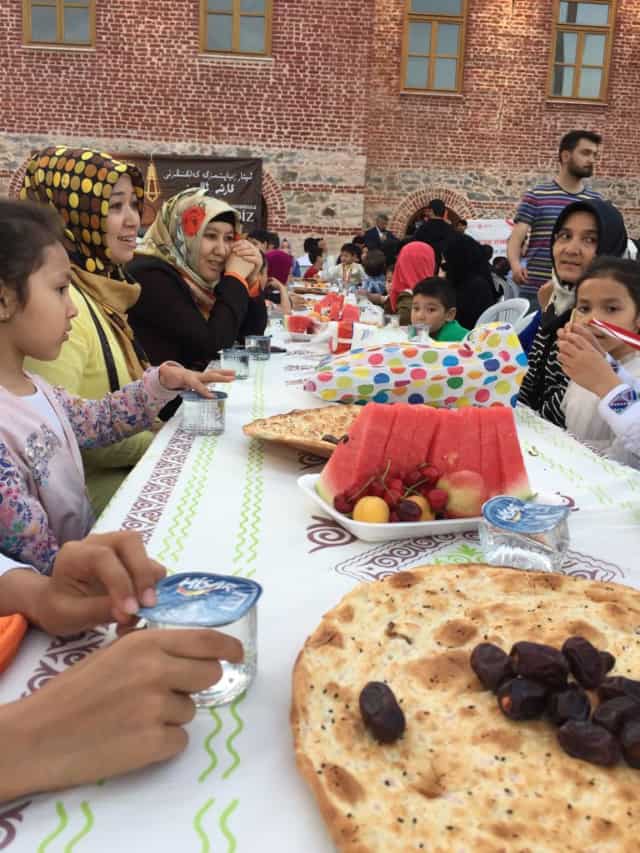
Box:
<box><xmin>507</xmin><ymin>130</ymin><xmax>602</xmax><ymax>303</ymax></box>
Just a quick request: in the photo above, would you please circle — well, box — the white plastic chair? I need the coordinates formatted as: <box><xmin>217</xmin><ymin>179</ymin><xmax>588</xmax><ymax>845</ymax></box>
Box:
<box><xmin>475</xmin><ymin>298</ymin><xmax>530</xmax><ymax>328</ymax></box>
<box><xmin>500</xmin><ymin>278</ymin><xmax>521</xmax><ymax>300</ymax></box>
<box><xmin>514</xmin><ymin>310</ymin><xmax>538</xmax><ymax>334</ymax></box>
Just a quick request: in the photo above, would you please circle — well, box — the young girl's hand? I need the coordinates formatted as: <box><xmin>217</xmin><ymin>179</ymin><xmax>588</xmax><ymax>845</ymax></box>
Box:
<box><xmin>158</xmin><ymin>363</ymin><xmax>235</xmax><ymax>397</ymax></box>
<box><xmin>558</xmin><ymin>321</ymin><xmax>607</xmax><ymax>355</ymax></box>
<box><xmin>557</xmin><ymin>330</ymin><xmax>620</xmax><ymax>398</ymax></box>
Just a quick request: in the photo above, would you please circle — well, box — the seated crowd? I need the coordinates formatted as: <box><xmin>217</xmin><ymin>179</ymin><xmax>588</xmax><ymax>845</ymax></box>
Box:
<box><xmin>2</xmin><ymin>143</ymin><xmax>640</xmax><ymax>797</ymax></box>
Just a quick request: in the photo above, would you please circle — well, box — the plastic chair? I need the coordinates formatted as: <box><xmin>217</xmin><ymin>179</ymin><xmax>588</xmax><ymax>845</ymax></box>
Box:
<box><xmin>475</xmin><ymin>298</ymin><xmax>530</xmax><ymax>328</ymax></box>
<box><xmin>500</xmin><ymin>278</ymin><xmax>521</xmax><ymax>300</ymax></box>
<box><xmin>514</xmin><ymin>310</ymin><xmax>538</xmax><ymax>334</ymax></box>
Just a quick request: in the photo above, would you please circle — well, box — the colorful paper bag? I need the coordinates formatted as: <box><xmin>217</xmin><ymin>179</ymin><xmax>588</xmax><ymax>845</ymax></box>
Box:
<box><xmin>303</xmin><ymin>322</ymin><xmax>528</xmax><ymax>408</ymax></box>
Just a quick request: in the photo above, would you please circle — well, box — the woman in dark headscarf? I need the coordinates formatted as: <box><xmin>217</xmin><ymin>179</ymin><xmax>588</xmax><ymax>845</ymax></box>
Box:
<box><xmin>440</xmin><ymin>232</ymin><xmax>499</xmax><ymax>329</ymax></box>
<box><xmin>518</xmin><ymin>199</ymin><xmax>628</xmax><ymax>426</ymax></box>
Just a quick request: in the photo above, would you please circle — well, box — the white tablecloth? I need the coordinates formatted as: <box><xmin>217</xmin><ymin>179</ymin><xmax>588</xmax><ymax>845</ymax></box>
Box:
<box><xmin>2</xmin><ymin>339</ymin><xmax>640</xmax><ymax>851</ymax></box>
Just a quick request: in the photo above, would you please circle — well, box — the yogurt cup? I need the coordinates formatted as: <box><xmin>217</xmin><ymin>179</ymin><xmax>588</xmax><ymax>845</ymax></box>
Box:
<box><xmin>139</xmin><ymin>572</ymin><xmax>263</xmax><ymax>707</ymax></box>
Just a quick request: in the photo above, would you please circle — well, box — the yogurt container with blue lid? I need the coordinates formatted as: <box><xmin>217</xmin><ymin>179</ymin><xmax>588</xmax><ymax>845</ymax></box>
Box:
<box><xmin>140</xmin><ymin>572</ymin><xmax>263</xmax><ymax>707</ymax></box>
<box><xmin>480</xmin><ymin>496</ymin><xmax>570</xmax><ymax>573</ymax></box>
<box><xmin>138</xmin><ymin>572</ymin><xmax>262</xmax><ymax>626</ymax></box>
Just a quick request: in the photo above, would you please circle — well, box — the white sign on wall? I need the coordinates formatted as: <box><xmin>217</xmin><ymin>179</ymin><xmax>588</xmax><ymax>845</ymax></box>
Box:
<box><xmin>466</xmin><ymin>219</ymin><xmax>514</xmax><ymax>258</ymax></box>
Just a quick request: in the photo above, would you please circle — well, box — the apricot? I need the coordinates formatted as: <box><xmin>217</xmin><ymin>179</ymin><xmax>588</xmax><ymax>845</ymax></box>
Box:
<box><xmin>353</xmin><ymin>496</ymin><xmax>391</xmax><ymax>524</ymax></box>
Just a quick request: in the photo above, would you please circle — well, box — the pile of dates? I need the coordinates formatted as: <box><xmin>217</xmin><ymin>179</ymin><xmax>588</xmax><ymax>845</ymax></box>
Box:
<box><xmin>471</xmin><ymin>637</ymin><xmax>640</xmax><ymax>768</ymax></box>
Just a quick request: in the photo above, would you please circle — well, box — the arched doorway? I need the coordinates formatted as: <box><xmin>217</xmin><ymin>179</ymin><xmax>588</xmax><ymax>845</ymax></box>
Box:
<box><xmin>390</xmin><ymin>187</ymin><xmax>475</xmax><ymax>237</ymax></box>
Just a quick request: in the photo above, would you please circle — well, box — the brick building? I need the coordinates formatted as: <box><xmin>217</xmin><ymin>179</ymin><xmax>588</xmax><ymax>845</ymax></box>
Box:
<box><xmin>1</xmin><ymin>0</ymin><xmax>639</xmax><ymax>252</ymax></box>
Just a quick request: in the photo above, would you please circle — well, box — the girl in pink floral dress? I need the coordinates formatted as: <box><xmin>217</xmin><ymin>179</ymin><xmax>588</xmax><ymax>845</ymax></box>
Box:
<box><xmin>0</xmin><ymin>199</ymin><xmax>233</xmax><ymax>573</ymax></box>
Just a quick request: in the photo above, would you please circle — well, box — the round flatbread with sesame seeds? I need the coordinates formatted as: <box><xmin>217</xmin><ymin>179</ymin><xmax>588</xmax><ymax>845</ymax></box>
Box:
<box><xmin>243</xmin><ymin>405</ymin><xmax>361</xmax><ymax>458</ymax></box>
<box><xmin>291</xmin><ymin>564</ymin><xmax>640</xmax><ymax>853</ymax></box>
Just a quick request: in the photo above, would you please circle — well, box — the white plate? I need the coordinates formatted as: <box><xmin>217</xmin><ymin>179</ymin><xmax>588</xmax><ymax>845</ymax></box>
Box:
<box><xmin>297</xmin><ymin>473</ymin><xmax>480</xmax><ymax>542</ymax></box>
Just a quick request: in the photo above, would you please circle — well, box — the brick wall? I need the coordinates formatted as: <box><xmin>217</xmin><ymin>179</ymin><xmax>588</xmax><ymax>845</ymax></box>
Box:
<box><xmin>1</xmin><ymin>0</ymin><xmax>639</xmax><ymax>250</ymax></box>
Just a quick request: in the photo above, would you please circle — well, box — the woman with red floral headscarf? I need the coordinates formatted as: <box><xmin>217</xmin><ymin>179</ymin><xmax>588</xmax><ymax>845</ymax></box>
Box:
<box><xmin>128</xmin><ymin>188</ymin><xmax>264</xmax><ymax>372</ymax></box>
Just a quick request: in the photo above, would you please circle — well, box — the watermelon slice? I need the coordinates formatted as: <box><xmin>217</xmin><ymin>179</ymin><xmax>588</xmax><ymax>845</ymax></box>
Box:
<box><xmin>317</xmin><ymin>403</ymin><xmax>531</xmax><ymax>512</ymax></box>
<box><xmin>317</xmin><ymin>404</ymin><xmax>397</xmax><ymax>502</ymax></box>
<box><xmin>383</xmin><ymin>404</ymin><xmax>431</xmax><ymax>479</ymax></box>
<box><xmin>479</xmin><ymin>407</ymin><xmax>503</xmax><ymax>498</ymax></box>
<box><xmin>492</xmin><ymin>407</ymin><xmax>531</xmax><ymax>498</ymax></box>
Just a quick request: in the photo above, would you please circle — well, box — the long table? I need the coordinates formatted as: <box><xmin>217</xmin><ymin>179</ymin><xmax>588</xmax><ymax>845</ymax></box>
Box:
<box><xmin>2</xmin><ymin>338</ymin><xmax>640</xmax><ymax>851</ymax></box>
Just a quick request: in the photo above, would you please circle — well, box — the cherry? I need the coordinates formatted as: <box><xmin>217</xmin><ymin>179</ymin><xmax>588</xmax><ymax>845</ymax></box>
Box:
<box><xmin>427</xmin><ymin>488</ymin><xmax>448</xmax><ymax>513</ymax></box>
<box><xmin>396</xmin><ymin>500</ymin><xmax>422</xmax><ymax>522</ymax></box>
<box><xmin>383</xmin><ymin>489</ymin><xmax>402</xmax><ymax>508</ymax></box>
<box><xmin>421</xmin><ymin>465</ymin><xmax>442</xmax><ymax>486</ymax></box>
<box><xmin>334</xmin><ymin>493</ymin><xmax>355</xmax><ymax>515</ymax></box>
<box><xmin>389</xmin><ymin>511</ymin><xmax>399</xmax><ymax>523</ymax></box>
<box><xmin>404</xmin><ymin>469</ymin><xmax>423</xmax><ymax>487</ymax></box>
<box><xmin>388</xmin><ymin>478</ymin><xmax>404</xmax><ymax>493</ymax></box>
<box><xmin>369</xmin><ymin>481</ymin><xmax>386</xmax><ymax>498</ymax></box>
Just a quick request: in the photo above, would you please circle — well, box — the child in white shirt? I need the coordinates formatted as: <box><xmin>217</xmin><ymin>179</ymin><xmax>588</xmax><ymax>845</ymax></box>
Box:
<box><xmin>558</xmin><ymin>257</ymin><xmax>640</xmax><ymax>466</ymax></box>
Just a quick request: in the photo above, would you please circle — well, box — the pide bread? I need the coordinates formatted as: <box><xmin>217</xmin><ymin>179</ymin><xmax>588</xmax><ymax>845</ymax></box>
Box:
<box><xmin>243</xmin><ymin>405</ymin><xmax>361</xmax><ymax>458</ymax></box>
<box><xmin>291</xmin><ymin>564</ymin><xmax>640</xmax><ymax>852</ymax></box>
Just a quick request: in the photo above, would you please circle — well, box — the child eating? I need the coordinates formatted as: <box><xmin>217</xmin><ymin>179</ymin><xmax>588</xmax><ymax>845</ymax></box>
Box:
<box><xmin>0</xmin><ymin>199</ymin><xmax>233</xmax><ymax>573</ymax></box>
<box><xmin>558</xmin><ymin>257</ymin><xmax>640</xmax><ymax>465</ymax></box>
<box><xmin>410</xmin><ymin>278</ymin><xmax>468</xmax><ymax>341</ymax></box>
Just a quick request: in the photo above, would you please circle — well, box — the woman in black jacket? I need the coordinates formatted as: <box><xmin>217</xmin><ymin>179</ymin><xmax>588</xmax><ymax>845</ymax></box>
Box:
<box><xmin>128</xmin><ymin>189</ymin><xmax>265</xmax><ymax>371</ymax></box>
<box><xmin>517</xmin><ymin>199</ymin><xmax>628</xmax><ymax>427</ymax></box>
<box><xmin>440</xmin><ymin>232</ymin><xmax>499</xmax><ymax>329</ymax></box>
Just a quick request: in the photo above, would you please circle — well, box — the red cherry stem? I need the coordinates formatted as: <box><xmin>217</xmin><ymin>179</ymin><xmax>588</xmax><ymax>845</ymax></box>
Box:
<box><xmin>350</xmin><ymin>475</ymin><xmax>376</xmax><ymax>501</ymax></box>
<box><xmin>403</xmin><ymin>477</ymin><xmax>431</xmax><ymax>497</ymax></box>
<box><xmin>379</xmin><ymin>459</ymin><xmax>392</xmax><ymax>486</ymax></box>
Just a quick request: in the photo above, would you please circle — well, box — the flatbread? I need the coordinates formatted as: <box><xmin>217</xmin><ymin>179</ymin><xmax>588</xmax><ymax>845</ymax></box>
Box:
<box><xmin>291</xmin><ymin>564</ymin><xmax>640</xmax><ymax>853</ymax></box>
<box><xmin>243</xmin><ymin>405</ymin><xmax>361</xmax><ymax>458</ymax></box>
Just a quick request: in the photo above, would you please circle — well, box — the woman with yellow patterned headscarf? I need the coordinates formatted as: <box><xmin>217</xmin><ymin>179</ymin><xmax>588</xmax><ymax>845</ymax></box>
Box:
<box><xmin>20</xmin><ymin>145</ymin><xmax>152</xmax><ymax>514</ymax></box>
<box><xmin>128</xmin><ymin>187</ymin><xmax>265</xmax><ymax>371</ymax></box>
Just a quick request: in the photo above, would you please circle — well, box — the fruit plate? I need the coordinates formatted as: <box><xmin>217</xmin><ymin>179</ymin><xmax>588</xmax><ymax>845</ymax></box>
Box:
<box><xmin>298</xmin><ymin>473</ymin><xmax>480</xmax><ymax>542</ymax></box>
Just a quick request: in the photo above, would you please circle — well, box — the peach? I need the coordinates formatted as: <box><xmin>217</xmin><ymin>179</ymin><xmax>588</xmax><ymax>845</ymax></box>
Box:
<box><xmin>436</xmin><ymin>470</ymin><xmax>488</xmax><ymax>519</ymax></box>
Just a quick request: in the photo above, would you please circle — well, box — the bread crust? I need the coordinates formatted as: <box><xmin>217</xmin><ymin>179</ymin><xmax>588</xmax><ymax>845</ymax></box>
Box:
<box><xmin>291</xmin><ymin>564</ymin><xmax>640</xmax><ymax>853</ymax></box>
<box><xmin>243</xmin><ymin>405</ymin><xmax>361</xmax><ymax>458</ymax></box>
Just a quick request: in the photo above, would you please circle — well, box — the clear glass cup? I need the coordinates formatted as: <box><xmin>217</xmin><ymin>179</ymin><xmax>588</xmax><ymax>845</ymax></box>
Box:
<box><xmin>408</xmin><ymin>323</ymin><xmax>431</xmax><ymax>342</ymax></box>
<box><xmin>181</xmin><ymin>390</ymin><xmax>227</xmax><ymax>435</ymax></box>
<box><xmin>147</xmin><ymin>608</ymin><xmax>258</xmax><ymax>708</ymax></box>
<box><xmin>245</xmin><ymin>335</ymin><xmax>271</xmax><ymax>361</ymax></box>
<box><xmin>479</xmin><ymin>496</ymin><xmax>570</xmax><ymax>573</ymax></box>
<box><xmin>220</xmin><ymin>348</ymin><xmax>250</xmax><ymax>379</ymax></box>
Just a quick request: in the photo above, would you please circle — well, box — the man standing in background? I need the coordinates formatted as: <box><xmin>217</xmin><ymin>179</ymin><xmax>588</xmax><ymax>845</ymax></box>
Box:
<box><xmin>507</xmin><ymin>130</ymin><xmax>602</xmax><ymax>303</ymax></box>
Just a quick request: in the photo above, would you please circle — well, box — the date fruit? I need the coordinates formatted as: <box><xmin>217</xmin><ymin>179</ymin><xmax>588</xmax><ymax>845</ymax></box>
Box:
<box><xmin>470</xmin><ymin>643</ymin><xmax>514</xmax><ymax>692</ymax></box>
<box><xmin>620</xmin><ymin>720</ymin><xmax>640</xmax><ymax>769</ymax></box>
<box><xmin>547</xmin><ymin>684</ymin><xmax>591</xmax><ymax>726</ymax></box>
<box><xmin>359</xmin><ymin>681</ymin><xmax>406</xmax><ymax>744</ymax></box>
<box><xmin>557</xmin><ymin>721</ymin><xmax>620</xmax><ymax>767</ymax></box>
<box><xmin>593</xmin><ymin>696</ymin><xmax>640</xmax><ymax>735</ymax></box>
<box><xmin>497</xmin><ymin>678</ymin><xmax>548</xmax><ymax>721</ymax></box>
<box><xmin>510</xmin><ymin>641</ymin><xmax>569</xmax><ymax>689</ymax></box>
<box><xmin>598</xmin><ymin>676</ymin><xmax>640</xmax><ymax>704</ymax></box>
<box><xmin>600</xmin><ymin>650</ymin><xmax>616</xmax><ymax>674</ymax></box>
<box><xmin>562</xmin><ymin>636</ymin><xmax>604</xmax><ymax>689</ymax></box>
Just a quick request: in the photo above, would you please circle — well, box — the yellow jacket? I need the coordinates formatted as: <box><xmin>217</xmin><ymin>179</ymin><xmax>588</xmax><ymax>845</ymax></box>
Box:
<box><xmin>25</xmin><ymin>285</ymin><xmax>153</xmax><ymax>516</ymax></box>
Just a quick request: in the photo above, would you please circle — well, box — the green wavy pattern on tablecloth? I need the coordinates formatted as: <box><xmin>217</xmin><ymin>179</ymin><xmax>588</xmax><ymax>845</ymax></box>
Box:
<box><xmin>198</xmin><ymin>707</ymin><xmax>223</xmax><ymax>783</ymax></box>
<box><xmin>156</xmin><ymin>434</ymin><xmax>219</xmax><ymax>567</ymax></box>
<box><xmin>37</xmin><ymin>801</ymin><xmax>68</xmax><ymax>851</ymax></box>
<box><xmin>194</xmin><ymin>366</ymin><xmax>264</xmax><ymax>849</ymax></box>
<box><xmin>193</xmin><ymin>798</ymin><xmax>215</xmax><ymax>852</ymax></box>
<box><xmin>219</xmin><ymin>799</ymin><xmax>239</xmax><ymax>852</ymax></box>
<box><xmin>36</xmin><ymin>801</ymin><xmax>94</xmax><ymax>852</ymax></box>
<box><xmin>64</xmin><ymin>802</ymin><xmax>94</xmax><ymax>851</ymax></box>
<box><xmin>222</xmin><ymin>693</ymin><xmax>245</xmax><ymax>780</ymax></box>
<box><xmin>232</xmin><ymin>363</ymin><xmax>265</xmax><ymax>578</ymax></box>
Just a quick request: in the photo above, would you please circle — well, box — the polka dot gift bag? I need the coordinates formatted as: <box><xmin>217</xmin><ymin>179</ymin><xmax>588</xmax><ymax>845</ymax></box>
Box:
<box><xmin>303</xmin><ymin>323</ymin><xmax>528</xmax><ymax>408</ymax></box>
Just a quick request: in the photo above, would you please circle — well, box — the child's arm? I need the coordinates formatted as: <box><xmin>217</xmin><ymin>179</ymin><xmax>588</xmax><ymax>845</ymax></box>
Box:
<box><xmin>53</xmin><ymin>364</ymin><xmax>232</xmax><ymax>451</ymax></box>
<box><xmin>597</xmin><ymin>385</ymin><xmax>640</xmax><ymax>461</ymax></box>
<box><xmin>0</xmin><ymin>446</ymin><xmax>60</xmax><ymax>573</ymax></box>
